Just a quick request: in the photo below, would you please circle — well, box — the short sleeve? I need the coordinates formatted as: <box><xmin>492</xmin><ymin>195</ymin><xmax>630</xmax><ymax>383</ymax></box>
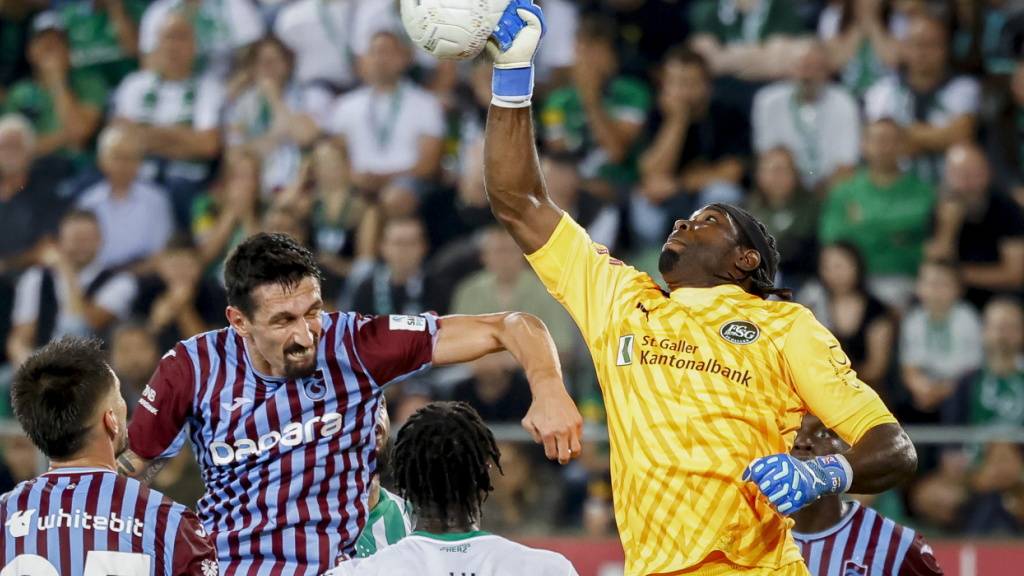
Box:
<box><xmin>351</xmin><ymin>313</ymin><xmax>440</xmax><ymax>388</ymax></box>
<box><xmin>92</xmin><ymin>273</ymin><xmax>138</xmax><ymax>319</ymax></box>
<box><xmin>525</xmin><ymin>213</ymin><xmax>646</xmax><ymax>347</ymax></box>
<box><xmin>172</xmin><ymin>508</ymin><xmax>219</xmax><ymax>576</ymax></box>
<box><xmin>782</xmin><ymin>308</ymin><xmax>897</xmax><ymax>445</ymax></box>
<box><xmin>113</xmin><ymin>73</ymin><xmax>145</xmax><ymax>120</ymax></box>
<box><xmin>900</xmin><ymin>533</ymin><xmax>945</xmax><ymax>575</ymax></box>
<box><xmin>127</xmin><ymin>343</ymin><xmax>195</xmax><ymax>460</ymax></box>
<box><xmin>193</xmin><ymin>77</ymin><xmax>225</xmax><ymax>130</ymax></box>
<box><xmin>11</xmin><ymin>268</ymin><xmax>43</xmax><ymax>327</ymax></box>
<box><xmin>940</xmin><ymin>77</ymin><xmax>980</xmax><ymax>116</ymax></box>
<box><xmin>899</xmin><ymin>312</ymin><xmax>927</xmax><ymax>368</ymax></box>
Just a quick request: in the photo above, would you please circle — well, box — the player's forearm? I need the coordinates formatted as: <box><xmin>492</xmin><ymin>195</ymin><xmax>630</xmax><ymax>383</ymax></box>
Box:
<box><xmin>494</xmin><ymin>312</ymin><xmax>566</xmax><ymax>397</ymax></box>
<box><xmin>484</xmin><ymin>106</ymin><xmax>561</xmax><ymax>252</ymax></box>
<box><xmin>844</xmin><ymin>423</ymin><xmax>917</xmax><ymax>493</ymax></box>
<box><xmin>116</xmin><ymin>449</ymin><xmax>166</xmax><ymax>484</ymax></box>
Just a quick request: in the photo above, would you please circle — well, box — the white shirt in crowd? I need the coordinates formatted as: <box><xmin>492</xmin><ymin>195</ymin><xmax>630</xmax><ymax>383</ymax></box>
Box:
<box><xmin>274</xmin><ymin>0</ymin><xmax>398</xmax><ymax>88</ymax></box>
<box><xmin>76</xmin><ymin>179</ymin><xmax>175</xmax><ymax>270</ymax></box>
<box><xmin>752</xmin><ymin>81</ymin><xmax>861</xmax><ymax>189</ymax></box>
<box><xmin>864</xmin><ymin>75</ymin><xmax>980</xmax><ymax>128</ymax></box>
<box><xmin>535</xmin><ymin>0</ymin><xmax>577</xmax><ymax>82</ymax></box>
<box><xmin>140</xmin><ymin>0</ymin><xmax>265</xmax><ymax>77</ymax></box>
<box><xmin>326</xmin><ymin>532</ymin><xmax>579</xmax><ymax>576</ymax></box>
<box><xmin>328</xmin><ymin>80</ymin><xmax>444</xmax><ymax>175</ymax></box>
<box><xmin>900</xmin><ymin>302</ymin><xmax>984</xmax><ymax>382</ymax></box>
<box><xmin>12</xmin><ymin>263</ymin><xmax>137</xmax><ymax>337</ymax></box>
<box><xmin>114</xmin><ymin>70</ymin><xmax>225</xmax><ymax>130</ymax></box>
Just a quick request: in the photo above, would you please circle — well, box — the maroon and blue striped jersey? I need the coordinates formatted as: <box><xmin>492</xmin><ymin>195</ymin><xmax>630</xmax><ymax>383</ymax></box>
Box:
<box><xmin>793</xmin><ymin>501</ymin><xmax>943</xmax><ymax>576</ymax></box>
<box><xmin>127</xmin><ymin>312</ymin><xmax>438</xmax><ymax>576</ymax></box>
<box><xmin>1</xmin><ymin>467</ymin><xmax>217</xmax><ymax>576</ymax></box>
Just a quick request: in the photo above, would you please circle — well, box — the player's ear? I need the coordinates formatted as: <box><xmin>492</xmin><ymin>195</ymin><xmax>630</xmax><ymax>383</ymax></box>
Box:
<box><xmin>736</xmin><ymin>248</ymin><xmax>761</xmax><ymax>273</ymax></box>
<box><xmin>102</xmin><ymin>410</ymin><xmax>119</xmax><ymax>441</ymax></box>
<box><xmin>226</xmin><ymin>306</ymin><xmax>250</xmax><ymax>337</ymax></box>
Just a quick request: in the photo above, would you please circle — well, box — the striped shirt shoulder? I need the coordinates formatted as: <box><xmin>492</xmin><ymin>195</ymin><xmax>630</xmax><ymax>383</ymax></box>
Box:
<box><xmin>355</xmin><ymin>488</ymin><xmax>413</xmax><ymax>558</ymax></box>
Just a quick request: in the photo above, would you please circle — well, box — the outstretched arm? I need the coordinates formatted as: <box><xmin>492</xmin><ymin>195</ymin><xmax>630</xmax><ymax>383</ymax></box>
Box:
<box><xmin>434</xmin><ymin>312</ymin><xmax>582</xmax><ymax>464</ymax></box>
<box><xmin>484</xmin><ymin>107</ymin><xmax>562</xmax><ymax>253</ymax></box>
<box><xmin>483</xmin><ymin>0</ymin><xmax>562</xmax><ymax>254</ymax></box>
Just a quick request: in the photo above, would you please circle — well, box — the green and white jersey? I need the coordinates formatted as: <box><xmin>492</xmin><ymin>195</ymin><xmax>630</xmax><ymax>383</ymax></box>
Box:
<box><xmin>354</xmin><ymin>488</ymin><xmax>413</xmax><ymax>558</ymax></box>
<box><xmin>329</xmin><ymin>530</ymin><xmax>578</xmax><ymax>576</ymax></box>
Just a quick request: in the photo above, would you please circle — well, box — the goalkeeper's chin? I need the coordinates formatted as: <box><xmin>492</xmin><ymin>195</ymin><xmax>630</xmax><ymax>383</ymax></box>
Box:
<box><xmin>789</xmin><ymin>449</ymin><xmax>814</xmax><ymax>462</ymax></box>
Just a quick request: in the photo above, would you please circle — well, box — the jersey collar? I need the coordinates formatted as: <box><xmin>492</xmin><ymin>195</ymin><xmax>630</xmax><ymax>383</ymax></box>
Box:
<box><xmin>791</xmin><ymin>500</ymin><xmax>861</xmax><ymax>541</ymax></box>
<box><xmin>668</xmin><ymin>284</ymin><xmax>757</xmax><ymax>307</ymax></box>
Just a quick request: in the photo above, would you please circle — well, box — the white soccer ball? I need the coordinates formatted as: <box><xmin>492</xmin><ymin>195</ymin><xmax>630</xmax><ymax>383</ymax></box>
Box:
<box><xmin>400</xmin><ymin>0</ymin><xmax>509</xmax><ymax>60</ymax></box>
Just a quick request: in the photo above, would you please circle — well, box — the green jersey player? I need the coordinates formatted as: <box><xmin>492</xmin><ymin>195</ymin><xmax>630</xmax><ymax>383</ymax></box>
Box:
<box><xmin>328</xmin><ymin>402</ymin><xmax>577</xmax><ymax>576</ymax></box>
<box><xmin>354</xmin><ymin>397</ymin><xmax>413</xmax><ymax>557</ymax></box>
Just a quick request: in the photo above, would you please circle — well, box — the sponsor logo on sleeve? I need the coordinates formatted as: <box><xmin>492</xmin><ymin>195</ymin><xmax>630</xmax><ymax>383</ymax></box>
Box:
<box><xmin>139</xmin><ymin>385</ymin><xmax>159</xmax><ymax>415</ymax></box>
<box><xmin>388</xmin><ymin>315</ymin><xmax>426</xmax><ymax>332</ymax></box>
<box><xmin>616</xmin><ymin>335</ymin><xmax>634</xmax><ymax>366</ymax></box>
<box><xmin>719</xmin><ymin>321</ymin><xmax>760</xmax><ymax>345</ymax></box>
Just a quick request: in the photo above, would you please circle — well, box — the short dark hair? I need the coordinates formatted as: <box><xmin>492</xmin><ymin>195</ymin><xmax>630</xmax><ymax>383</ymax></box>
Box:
<box><xmin>664</xmin><ymin>44</ymin><xmax>710</xmax><ymax>79</ymax></box>
<box><xmin>393</xmin><ymin>402</ymin><xmax>502</xmax><ymax>526</ymax></box>
<box><xmin>11</xmin><ymin>337</ymin><xmax>115</xmax><ymax>460</ymax></box>
<box><xmin>224</xmin><ymin>232</ymin><xmax>323</xmax><ymax>317</ymax></box>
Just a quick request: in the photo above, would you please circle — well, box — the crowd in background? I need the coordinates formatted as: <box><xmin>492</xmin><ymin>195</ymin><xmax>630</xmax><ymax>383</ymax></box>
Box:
<box><xmin>1</xmin><ymin>0</ymin><xmax>1024</xmax><ymax>539</ymax></box>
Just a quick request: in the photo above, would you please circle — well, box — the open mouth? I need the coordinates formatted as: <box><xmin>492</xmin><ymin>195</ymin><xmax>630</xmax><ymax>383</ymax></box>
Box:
<box><xmin>287</xmin><ymin>348</ymin><xmax>311</xmax><ymax>362</ymax></box>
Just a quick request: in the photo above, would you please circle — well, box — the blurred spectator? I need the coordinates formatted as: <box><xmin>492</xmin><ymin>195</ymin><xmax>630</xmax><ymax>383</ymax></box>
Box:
<box><xmin>542</xmin><ymin>13</ymin><xmax>652</xmax><ymax>192</ymax></box>
<box><xmin>0</xmin><ymin>435</ymin><xmax>40</xmax><ymax>493</ymax></box>
<box><xmin>133</xmin><ymin>236</ymin><xmax>227</xmax><ymax>352</ymax></box>
<box><xmin>4</xmin><ymin>11</ymin><xmax>106</xmax><ymax>162</ymax></box>
<box><xmin>688</xmin><ymin>0</ymin><xmax>806</xmax><ymax>81</ymax></box>
<box><xmin>226</xmin><ymin>36</ymin><xmax>327</xmax><ymax>197</ymax></box>
<box><xmin>753</xmin><ymin>39</ymin><xmax>860</xmax><ymax>192</ymax></box>
<box><xmin>139</xmin><ymin>0</ymin><xmax>264</xmax><ymax>78</ymax></box>
<box><xmin>56</xmin><ymin>0</ymin><xmax>144</xmax><ymax>87</ymax></box>
<box><xmin>109</xmin><ymin>321</ymin><xmax>160</xmax><ymax>410</ymax></box>
<box><xmin>984</xmin><ymin>59</ymin><xmax>1024</xmax><ymax>205</ymax></box>
<box><xmin>819</xmin><ymin>119</ymin><xmax>934</xmax><ymax>309</ymax></box>
<box><xmin>327</xmin><ymin>30</ymin><xmax>443</xmax><ymax>199</ymax></box>
<box><xmin>6</xmin><ymin>210</ymin><xmax>137</xmax><ymax>367</ymax></box>
<box><xmin>818</xmin><ymin>0</ymin><xmax>899</xmax><ymax>99</ymax></box>
<box><xmin>865</xmin><ymin>14</ymin><xmax>979</xmax><ymax>183</ymax></box>
<box><xmin>535</xmin><ymin>0</ymin><xmax>578</xmax><ymax>90</ymax></box>
<box><xmin>744</xmin><ymin>147</ymin><xmax>819</xmax><ymax>286</ymax></box>
<box><xmin>950</xmin><ymin>0</ymin><xmax>1022</xmax><ymax>77</ymax></box>
<box><xmin>582</xmin><ymin>0</ymin><xmax>689</xmax><ymax>77</ymax></box>
<box><xmin>927</xmin><ymin>143</ymin><xmax>1024</xmax><ymax>308</ymax></box>
<box><xmin>274</xmin><ymin>0</ymin><xmax>397</xmax><ymax>91</ymax></box>
<box><xmin>0</xmin><ymin>3</ymin><xmax>40</xmax><ymax>92</ymax></box>
<box><xmin>451</xmin><ymin>227</ymin><xmax>578</xmax><ymax>359</ymax></box>
<box><xmin>542</xmin><ymin>151</ymin><xmax>621</xmax><ymax>249</ymax></box>
<box><xmin>192</xmin><ymin>148</ymin><xmax>262</xmax><ymax>272</ymax></box>
<box><xmin>798</xmin><ymin>242</ymin><xmax>896</xmax><ymax>391</ymax></box>
<box><xmin>112</xmin><ymin>11</ymin><xmax>225</xmax><ymax>226</ymax></box>
<box><xmin>919</xmin><ymin>298</ymin><xmax>1024</xmax><ymax>534</ymax></box>
<box><xmin>451</xmin><ymin>353</ymin><xmax>533</xmax><ymax>424</ymax></box>
<box><xmin>636</xmin><ymin>47</ymin><xmax>744</xmax><ymax>244</ymax></box>
<box><xmin>76</xmin><ymin>125</ymin><xmax>174</xmax><ymax>271</ymax></box>
<box><xmin>350</xmin><ymin>217</ymin><xmax>447</xmax><ymax>316</ymax></box>
<box><xmin>0</xmin><ymin>115</ymin><xmax>73</xmax><ymax>277</ymax></box>
<box><xmin>899</xmin><ymin>259</ymin><xmax>984</xmax><ymax>421</ymax></box>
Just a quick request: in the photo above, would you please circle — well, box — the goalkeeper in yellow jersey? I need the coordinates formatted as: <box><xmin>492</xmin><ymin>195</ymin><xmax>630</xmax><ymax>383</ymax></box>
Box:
<box><xmin>481</xmin><ymin>2</ymin><xmax>918</xmax><ymax>575</ymax></box>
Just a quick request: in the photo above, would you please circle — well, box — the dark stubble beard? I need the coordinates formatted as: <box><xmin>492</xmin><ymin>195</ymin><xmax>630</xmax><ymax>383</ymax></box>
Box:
<box><xmin>283</xmin><ymin>335</ymin><xmax>320</xmax><ymax>379</ymax></box>
<box><xmin>658</xmin><ymin>248</ymin><xmax>681</xmax><ymax>277</ymax></box>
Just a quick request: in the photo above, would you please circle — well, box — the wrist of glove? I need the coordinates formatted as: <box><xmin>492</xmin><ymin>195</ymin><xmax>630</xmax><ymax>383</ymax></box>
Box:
<box><xmin>742</xmin><ymin>454</ymin><xmax>853</xmax><ymax>515</ymax></box>
<box><xmin>487</xmin><ymin>0</ymin><xmax>545</xmax><ymax>108</ymax></box>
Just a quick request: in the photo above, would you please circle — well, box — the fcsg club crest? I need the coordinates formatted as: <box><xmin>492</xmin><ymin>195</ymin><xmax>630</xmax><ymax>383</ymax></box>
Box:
<box><xmin>303</xmin><ymin>370</ymin><xmax>328</xmax><ymax>402</ymax></box>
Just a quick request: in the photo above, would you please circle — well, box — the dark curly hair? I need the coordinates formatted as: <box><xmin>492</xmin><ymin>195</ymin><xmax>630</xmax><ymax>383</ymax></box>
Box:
<box><xmin>393</xmin><ymin>402</ymin><xmax>502</xmax><ymax>526</ymax></box>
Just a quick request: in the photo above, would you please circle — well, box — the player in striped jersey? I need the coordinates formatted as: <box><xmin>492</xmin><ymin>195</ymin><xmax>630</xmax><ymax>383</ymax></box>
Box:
<box><xmin>353</xmin><ymin>397</ymin><xmax>412</xmax><ymax>557</ymax></box>
<box><xmin>1</xmin><ymin>337</ymin><xmax>217</xmax><ymax>575</ymax></box>
<box><xmin>327</xmin><ymin>401</ymin><xmax>577</xmax><ymax>576</ymax></box>
<box><xmin>791</xmin><ymin>415</ymin><xmax>943</xmax><ymax>576</ymax></box>
<box><xmin>116</xmin><ymin>233</ymin><xmax>583</xmax><ymax>575</ymax></box>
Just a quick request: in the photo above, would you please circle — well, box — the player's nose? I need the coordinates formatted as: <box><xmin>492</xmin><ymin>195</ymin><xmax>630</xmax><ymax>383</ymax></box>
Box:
<box><xmin>672</xmin><ymin>219</ymin><xmax>691</xmax><ymax>232</ymax></box>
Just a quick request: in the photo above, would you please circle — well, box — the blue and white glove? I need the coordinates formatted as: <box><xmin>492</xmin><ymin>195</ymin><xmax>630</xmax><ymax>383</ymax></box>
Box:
<box><xmin>486</xmin><ymin>0</ymin><xmax>545</xmax><ymax>108</ymax></box>
<box><xmin>742</xmin><ymin>454</ymin><xmax>852</xmax><ymax>515</ymax></box>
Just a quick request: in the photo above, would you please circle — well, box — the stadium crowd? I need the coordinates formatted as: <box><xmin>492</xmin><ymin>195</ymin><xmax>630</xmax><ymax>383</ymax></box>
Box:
<box><xmin>0</xmin><ymin>0</ymin><xmax>1023</xmax><ymax>541</ymax></box>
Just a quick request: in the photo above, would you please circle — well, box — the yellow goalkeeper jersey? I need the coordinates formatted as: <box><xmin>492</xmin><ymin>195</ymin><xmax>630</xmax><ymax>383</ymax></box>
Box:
<box><xmin>526</xmin><ymin>214</ymin><xmax>897</xmax><ymax>576</ymax></box>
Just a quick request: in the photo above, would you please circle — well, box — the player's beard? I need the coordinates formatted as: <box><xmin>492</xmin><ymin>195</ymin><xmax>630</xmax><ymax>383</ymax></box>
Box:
<box><xmin>282</xmin><ymin>335</ymin><xmax>320</xmax><ymax>379</ymax></box>
<box><xmin>658</xmin><ymin>247</ymin><xmax>681</xmax><ymax>277</ymax></box>
<box><xmin>115</xmin><ymin>425</ymin><xmax>129</xmax><ymax>459</ymax></box>
<box><xmin>375</xmin><ymin>435</ymin><xmax>393</xmax><ymax>480</ymax></box>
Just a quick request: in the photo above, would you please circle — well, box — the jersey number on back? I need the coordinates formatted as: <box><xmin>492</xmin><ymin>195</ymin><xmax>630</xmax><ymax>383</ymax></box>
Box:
<box><xmin>1</xmin><ymin>551</ymin><xmax>151</xmax><ymax>575</ymax></box>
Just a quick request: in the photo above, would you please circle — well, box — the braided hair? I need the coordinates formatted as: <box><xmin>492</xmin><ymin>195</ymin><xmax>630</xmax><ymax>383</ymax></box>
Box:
<box><xmin>393</xmin><ymin>402</ymin><xmax>502</xmax><ymax>526</ymax></box>
<box><xmin>744</xmin><ymin>218</ymin><xmax>792</xmax><ymax>301</ymax></box>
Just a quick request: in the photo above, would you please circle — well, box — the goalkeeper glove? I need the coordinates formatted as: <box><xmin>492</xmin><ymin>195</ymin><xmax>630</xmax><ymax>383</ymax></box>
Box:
<box><xmin>742</xmin><ymin>454</ymin><xmax>852</xmax><ymax>515</ymax></box>
<box><xmin>486</xmin><ymin>0</ymin><xmax>545</xmax><ymax>108</ymax></box>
